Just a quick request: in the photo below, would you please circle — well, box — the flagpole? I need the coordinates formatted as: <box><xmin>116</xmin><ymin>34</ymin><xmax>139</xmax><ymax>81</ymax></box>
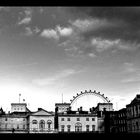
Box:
<box><xmin>19</xmin><ymin>94</ymin><xmax>21</xmax><ymax>103</ymax></box>
<box><xmin>62</xmin><ymin>93</ymin><xmax>63</xmax><ymax>104</ymax></box>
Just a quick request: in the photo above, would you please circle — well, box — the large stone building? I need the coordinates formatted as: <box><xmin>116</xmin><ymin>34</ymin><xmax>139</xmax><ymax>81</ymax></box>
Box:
<box><xmin>56</xmin><ymin>107</ymin><xmax>98</xmax><ymax>133</ymax></box>
<box><xmin>126</xmin><ymin>94</ymin><xmax>140</xmax><ymax>133</ymax></box>
<box><xmin>54</xmin><ymin>102</ymin><xmax>113</xmax><ymax>133</ymax></box>
<box><xmin>0</xmin><ymin>90</ymin><xmax>116</xmax><ymax>134</ymax></box>
<box><xmin>0</xmin><ymin>103</ymin><xmax>31</xmax><ymax>133</ymax></box>
<box><xmin>104</xmin><ymin>108</ymin><xmax>127</xmax><ymax>133</ymax></box>
<box><xmin>28</xmin><ymin>108</ymin><xmax>55</xmax><ymax>133</ymax></box>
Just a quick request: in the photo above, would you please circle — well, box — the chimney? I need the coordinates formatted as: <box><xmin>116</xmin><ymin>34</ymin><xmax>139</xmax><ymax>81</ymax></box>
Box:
<box><xmin>103</xmin><ymin>108</ymin><xmax>106</xmax><ymax>112</ymax></box>
<box><xmin>38</xmin><ymin>108</ymin><xmax>42</xmax><ymax>111</ymax></box>
<box><xmin>90</xmin><ymin>108</ymin><xmax>92</xmax><ymax>112</ymax></box>
<box><xmin>67</xmin><ymin>107</ymin><xmax>71</xmax><ymax>111</ymax></box>
<box><xmin>80</xmin><ymin>106</ymin><xmax>82</xmax><ymax>111</ymax></box>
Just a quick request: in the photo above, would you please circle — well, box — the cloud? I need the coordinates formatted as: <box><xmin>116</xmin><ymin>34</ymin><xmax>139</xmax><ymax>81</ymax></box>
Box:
<box><xmin>121</xmin><ymin>77</ymin><xmax>140</xmax><ymax>83</ymax></box>
<box><xmin>24</xmin><ymin>26</ymin><xmax>40</xmax><ymax>36</ymax></box>
<box><xmin>91</xmin><ymin>38</ymin><xmax>120</xmax><ymax>52</ymax></box>
<box><xmin>69</xmin><ymin>18</ymin><xmax>115</xmax><ymax>32</ymax></box>
<box><xmin>123</xmin><ymin>62</ymin><xmax>136</xmax><ymax>73</ymax></box>
<box><xmin>40</xmin><ymin>26</ymin><xmax>73</xmax><ymax>40</ymax></box>
<box><xmin>56</xmin><ymin>26</ymin><xmax>73</xmax><ymax>37</ymax></box>
<box><xmin>33</xmin><ymin>69</ymin><xmax>83</xmax><ymax>86</ymax></box>
<box><xmin>90</xmin><ymin>38</ymin><xmax>138</xmax><ymax>52</ymax></box>
<box><xmin>25</xmin><ymin>27</ymin><xmax>33</xmax><ymax>36</ymax></box>
<box><xmin>40</xmin><ymin>29</ymin><xmax>59</xmax><ymax>40</ymax></box>
<box><xmin>66</xmin><ymin>7</ymin><xmax>140</xmax><ymax>43</ymax></box>
<box><xmin>18</xmin><ymin>17</ymin><xmax>31</xmax><ymax>25</ymax></box>
<box><xmin>1</xmin><ymin>62</ymin><xmax>38</xmax><ymax>68</ymax></box>
<box><xmin>18</xmin><ymin>9</ymin><xmax>32</xmax><ymax>25</ymax></box>
<box><xmin>59</xmin><ymin>36</ymin><xmax>96</xmax><ymax>58</ymax></box>
<box><xmin>121</xmin><ymin>62</ymin><xmax>140</xmax><ymax>83</ymax></box>
<box><xmin>88</xmin><ymin>53</ymin><xmax>96</xmax><ymax>58</ymax></box>
<box><xmin>33</xmin><ymin>27</ymin><xmax>40</xmax><ymax>34</ymax></box>
<box><xmin>59</xmin><ymin>35</ymin><xmax>137</xmax><ymax>59</ymax></box>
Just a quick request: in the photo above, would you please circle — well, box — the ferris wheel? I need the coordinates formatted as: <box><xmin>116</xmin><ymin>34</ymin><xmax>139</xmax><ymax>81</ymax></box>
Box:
<box><xmin>70</xmin><ymin>90</ymin><xmax>110</xmax><ymax>108</ymax></box>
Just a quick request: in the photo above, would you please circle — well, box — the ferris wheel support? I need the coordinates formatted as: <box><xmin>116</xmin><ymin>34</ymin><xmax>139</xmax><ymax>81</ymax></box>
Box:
<box><xmin>70</xmin><ymin>90</ymin><xmax>110</xmax><ymax>107</ymax></box>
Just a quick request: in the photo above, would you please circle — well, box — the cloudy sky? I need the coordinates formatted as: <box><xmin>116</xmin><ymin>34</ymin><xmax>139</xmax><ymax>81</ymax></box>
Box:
<box><xmin>0</xmin><ymin>7</ymin><xmax>140</xmax><ymax>112</ymax></box>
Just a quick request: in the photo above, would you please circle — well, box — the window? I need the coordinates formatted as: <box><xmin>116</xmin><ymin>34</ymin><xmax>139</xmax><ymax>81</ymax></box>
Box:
<box><xmin>75</xmin><ymin>123</ymin><xmax>82</xmax><ymax>132</ymax></box>
<box><xmin>61</xmin><ymin>125</ymin><xmax>65</xmax><ymax>132</ymax></box>
<box><xmin>32</xmin><ymin>120</ymin><xmax>38</xmax><ymax>124</ymax></box>
<box><xmin>61</xmin><ymin>118</ymin><xmax>64</xmax><ymax>121</ymax></box>
<box><xmin>5</xmin><ymin>124</ymin><xmax>7</xmax><ymax>129</ymax></box>
<box><xmin>17</xmin><ymin>125</ymin><xmax>19</xmax><ymax>129</ymax></box>
<box><xmin>23</xmin><ymin>118</ymin><xmax>25</xmax><ymax>121</ymax></box>
<box><xmin>5</xmin><ymin>118</ymin><xmax>7</xmax><ymax>121</ymax></box>
<box><xmin>92</xmin><ymin>118</ymin><xmax>95</xmax><ymax>121</ymax></box>
<box><xmin>77</xmin><ymin>118</ymin><xmax>80</xmax><ymax>121</ymax></box>
<box><xmin>39</xmin><ymin>120</ymin><xmax>45</xmax><ymax>131</ymax></box>
<box><xmin>67</xmin><ymin>118</ymin><xmax>70</xmax><ymax>121</ymax></box>
<box><xmin>67</xmin><ymin>125</ymin><xmax>71</xmax><ymax>132</ymax></box>
<box><xmin>86</xmin><ymin>125</ymin><xmax>90</xmax><ymax>132</ymax></box>
<box><xmin>86</xmin><ymin>118</ymin><xmax>89</xmax><ymax>121</ymax></box>
<box><xmin>92</xmin><ymin>125</ymin><xmax>95</xmax><ymax>131</ymax></box>
<box><xmin>23</xmin><ymin>125</ymin><xmax>25</xmax><ymax>129</ymax></box>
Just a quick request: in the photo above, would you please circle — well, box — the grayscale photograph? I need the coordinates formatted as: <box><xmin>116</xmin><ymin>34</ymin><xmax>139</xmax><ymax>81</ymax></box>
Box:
<box><xmin>0</xmin><ymin>7</ymin><xmax>139</xmax><ymax>135</ymax></box>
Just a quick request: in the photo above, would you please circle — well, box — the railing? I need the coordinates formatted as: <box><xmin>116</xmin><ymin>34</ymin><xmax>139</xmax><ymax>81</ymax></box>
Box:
<box><xmin>30</xmin><ymin>128</ymin><xmax>55</xmax><ymax>133</ymax></box>
<box><xmin>0</xmin><ymin>128</ymin><xmax>29</xmax><ymax>133</ymax></box>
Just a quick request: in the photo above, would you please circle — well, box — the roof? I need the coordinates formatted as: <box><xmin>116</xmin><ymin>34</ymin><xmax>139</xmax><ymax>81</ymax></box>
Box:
<box><xmin>126</xmin><ymin>94</ymin><xmax>140</xmax><ymax>107</ymax></box>
<box><xmin>97</xmin><ymin>103</ymin><xmax>113</xmax><ymax>105</ymax></box>
<box><xmin>11</xmin><ymin>103</ymin><xmax>27</xmax><ymax>105</ymax></box>
<box><xmin>30</xmin><ymin>108</ymin><xmax>54</xmax><ymax>116</ymax></box>
<box><xmin>26</xmin><ymin>107</ymin><xmax>31</xmax><ymax>112</ymax></box>
<box><xmin>0</xmin><ymin>112</ymin><xmax>30</xmax><ymax>117</ymax></box>
<box><xmin>55</xmin><ymin>103</ymin><xmax>71</xmax><ymax>105</ymax></box>
<box><xmin>58</xmin><ymin>113</ymin><xmax>97</xmax><ymax>117</ymax></box>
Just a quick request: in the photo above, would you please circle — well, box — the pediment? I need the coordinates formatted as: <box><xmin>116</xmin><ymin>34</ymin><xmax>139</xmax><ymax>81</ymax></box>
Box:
<box><xmin>31</xmin><ymin>109</ymin><xmax>53</xmax><ymax>116</ymax></box>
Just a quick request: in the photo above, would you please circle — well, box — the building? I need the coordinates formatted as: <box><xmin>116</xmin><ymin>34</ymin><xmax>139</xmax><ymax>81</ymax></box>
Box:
<box><xmin>126</xmin><ymin>94</ymin><xmax>140</xmax><ymax>133</ymax></box>
<box><xmin>56</xmin><ymin>107</ymin><xmax>98</xmax><ymax>133</ymax></box>
<box><xmin>11</xmin><ymin>103</ymin><xmax>29</xmax><ymax>113</ymax></box>
<box><xmin>96</xmin><ymin>103</ymin><xmax>113</xmax><ymax>112</ymax></box>
<box><xmin>55</xmin><ymin>103</ymin><xmax>70</xmax><ymax>113</ymax></box>
<box><xmin>104</xmin><ymin>108</ymin><xmax>127</xmax><ymax>133</ymax></box>
<box><xmin>28</xmin><ymin>108</ymin><xmax>55</xmax><ymax>133</ymax></box>
<box><xmin>0</xmin><ymin>91</ymin><xmax>115</xmax><ymax>134</ymax></box>
<box><xmin>0</xmin><ymin>103</ymin><xmax>31</xmax><ymax>133</ymax></box>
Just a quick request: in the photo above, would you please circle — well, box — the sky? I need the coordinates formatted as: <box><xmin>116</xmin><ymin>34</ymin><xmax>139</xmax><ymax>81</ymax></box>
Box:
<box><xmin>0</xmin><ymin>7</ymin><xmax>140</xmax><ymax>112</ymax></box>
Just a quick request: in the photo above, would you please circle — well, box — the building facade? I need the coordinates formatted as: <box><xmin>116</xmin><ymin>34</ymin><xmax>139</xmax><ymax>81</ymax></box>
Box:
<box><xmin>104</xmin><ymin>108</ymin><xmax>127</xmax><ymax>133</ymax></box>
<box><xmin>58</xmin><ymin>113</ymin><xmax>98</xmax><ymax>133</ymax></box>
<box><xmin>29</xmin><ymin>108</ymin><xmax>55</xmax><ymax>133</ymax></box>
<box><xmin>0</xmin><ymin>103</ymin><xmax>31</xmax><ymax>133</ymax></box>
<box><xmin>126</xmin><ymin>94</ymin><xmax>140</xmax><ymax>133</ymax></box>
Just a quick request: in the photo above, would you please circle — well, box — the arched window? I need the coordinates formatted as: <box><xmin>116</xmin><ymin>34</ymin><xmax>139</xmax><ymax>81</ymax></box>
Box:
<box><xmin>32</xmin><ymin>120</ymin><xmax>38</xmax><ymax>124</ymax></box>
<box><xmin>75</xmin><ymin>123</ymin><xmax>82</xmax><ymax>132</ymax></box>
<box><xmin>39</xmin><ymin>120</ymin><xmax>45</xmax><ymax>130</ymax></box>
